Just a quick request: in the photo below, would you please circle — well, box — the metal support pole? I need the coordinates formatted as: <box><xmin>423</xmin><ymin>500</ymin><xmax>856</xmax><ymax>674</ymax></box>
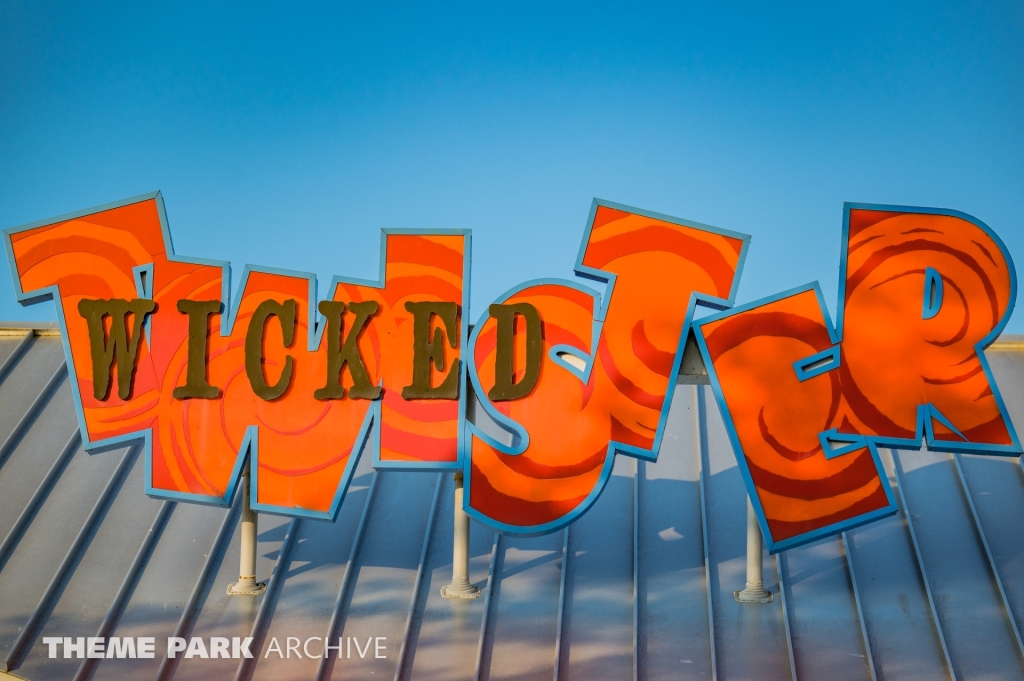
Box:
<box><xmin>734</xmin><ymin>498</ymin><xmax>773</xmax><ymax>603</ymax></box>
<box><xmin>442</xmin><ymin>472</ymin><xmax>480</xmax><ymax>599</ymax></box>
<box><xmin>227</xmin><ymin>466</ymin><xmax>266</xmax><ymax>596</ymax></box>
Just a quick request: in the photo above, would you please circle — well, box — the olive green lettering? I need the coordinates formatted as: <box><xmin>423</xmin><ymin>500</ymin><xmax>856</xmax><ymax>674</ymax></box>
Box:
<box><xmin>77</xmin><ymin>298</ymin><xmax>157</xmax><ymax>401</ymax></box>
<box><xmin>487</xmin><ymin>302</ymin><xmax>542</xmax><ymax>401</ymax></box>
<box><xmin>314</xmin><ymin>300</ymin><xmax>381</xmax><ymax>400</ymax></box>
<box><xmin>402</xmin><ymin>301</ymin><xmax>460</xmax><ymax>400</ymax></box>
<box><xmin>173</xmin><ymin>299</ymin><xmax>221</xmax><ymax>399</ymax></box>
<box><xmin>245</xmin><ymin>299</ymin><xmax>296</xmax><ymax>401</ymax></box>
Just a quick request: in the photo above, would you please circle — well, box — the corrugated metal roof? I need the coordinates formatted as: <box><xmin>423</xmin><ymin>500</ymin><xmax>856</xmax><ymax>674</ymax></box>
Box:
<box><xmin>2</xmin><ymin>325</ymin><xmax>1024</xmax><ymax>680</ymax></box>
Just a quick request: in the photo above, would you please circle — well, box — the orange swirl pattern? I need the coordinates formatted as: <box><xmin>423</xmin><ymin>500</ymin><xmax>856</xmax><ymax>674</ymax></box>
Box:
<box><xmin>701</xmin><ymin>290</ymin><xmax>890</xmax><ymax>542</ymax></box>
<box><xmin>839</xmin><ymin>209</ymin><xmax>1013</xmax><ymax>444</ymax></box>
<box><xmin>468</xmin><ymin>205</ymin><xmax>745</xmax><ymax>532</ymax></box>
<box><xmin>7</xmin><ymin>195</ymin><xmax>465</xmax><ymax>516</ymax></box>
<box><xmin>698</xmin><ymin>207</ymin><xmax>1017</xmax><ymax>548</ymax></box>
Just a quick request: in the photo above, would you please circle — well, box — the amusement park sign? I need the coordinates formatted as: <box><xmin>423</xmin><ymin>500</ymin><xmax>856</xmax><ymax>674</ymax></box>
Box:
<box><xmin>3</xmin><ymin>193</ymin><xmax>1018</xmax><ymax>552</ymax></box>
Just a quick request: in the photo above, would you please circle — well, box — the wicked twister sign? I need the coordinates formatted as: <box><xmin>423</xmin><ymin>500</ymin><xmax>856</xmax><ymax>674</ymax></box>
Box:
<box><xmin>2</xmin><ymin>194</ymin><xmax>1019</xmax><ymax>552</ymax></box>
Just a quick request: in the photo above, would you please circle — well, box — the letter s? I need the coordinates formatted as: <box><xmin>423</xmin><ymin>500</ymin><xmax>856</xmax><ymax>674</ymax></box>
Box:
<box><xmin>465</xmin><ymin>201</ymin><xmax>749</xmax><ymax>535</ymax></box>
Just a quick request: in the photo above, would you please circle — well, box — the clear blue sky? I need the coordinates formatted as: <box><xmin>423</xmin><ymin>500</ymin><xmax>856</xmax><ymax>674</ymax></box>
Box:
<box><xmin>2</xmin><ymin>2</ymin><xmax>1022</xmax><ymax>333</ymax></box>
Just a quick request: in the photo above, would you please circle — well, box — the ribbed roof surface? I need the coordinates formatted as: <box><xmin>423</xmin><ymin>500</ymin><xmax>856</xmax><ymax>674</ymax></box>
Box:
<box><xmin>1</xmin><ymin>324</ymin><xmax>1024</xmax><ymax>680</ymax></box>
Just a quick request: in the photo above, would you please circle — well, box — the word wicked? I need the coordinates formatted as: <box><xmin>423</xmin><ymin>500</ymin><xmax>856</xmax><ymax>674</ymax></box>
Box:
<box><xmin>4</xmin><ymin>194</ymin><xmax>1019</xmax><ymax>549</ymax></box>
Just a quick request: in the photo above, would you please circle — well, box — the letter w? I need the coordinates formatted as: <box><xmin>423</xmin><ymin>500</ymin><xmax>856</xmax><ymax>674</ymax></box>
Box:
<box><xmin>3</xmin><ymin>193</ymin><xmax>469</xmax><ymax>518</ymax></box>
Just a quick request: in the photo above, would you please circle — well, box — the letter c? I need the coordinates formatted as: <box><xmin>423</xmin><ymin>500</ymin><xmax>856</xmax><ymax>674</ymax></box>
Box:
<box><xmin>303</xmin><ymin>637</ymin><xmax>322</xmax><ymax>659</ymax></box>
<box><xmin>245</xmin><ymin>299</ymin><xmax>296</xmax><ymax>400</ymax></box>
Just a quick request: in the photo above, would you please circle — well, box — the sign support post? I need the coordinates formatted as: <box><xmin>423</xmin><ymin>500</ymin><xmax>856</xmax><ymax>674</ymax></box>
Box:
<box><xmin>227</xmin><ymin>465</ymin><xmax>267</xmax><ymax>596</ymax></box>
<box><xmin>734</xmin><ymin>498</ymin><xmax>773</xmax><ymax>603</ymax></box>
<box><xmin>441</xmin><ymin>472</ymin><xmax>480</xmax><ymax>598</ymax></box>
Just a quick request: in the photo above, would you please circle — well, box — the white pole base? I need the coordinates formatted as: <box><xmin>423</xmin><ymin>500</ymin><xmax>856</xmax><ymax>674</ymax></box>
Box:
<box><xmin>227</xmin><ymin>465</ymin><xmax>264</xmax><ymax>597</ymax></box>
<box><xmin>440</xmin><ymin>581</ymin><xmax>480</xmax><ymax>599</ymax></box>
<box><xmin>735</xmin><ymin>497</ymin><xmax>773</xmax><ymax>603</ymax></box>
<box><xmin>733</xmin><ymin>584</ymin><xmax>774</xmax><ymax>603</ymax></box>
<box><xmin>227</xmin><ymin>578</ymin><xmax>267</xmax><ymax>596</ymax></box>
<box><xmin>442</xmin><ymin>472</ymin><xmax>480</xmax><ymax>599</ymax></box>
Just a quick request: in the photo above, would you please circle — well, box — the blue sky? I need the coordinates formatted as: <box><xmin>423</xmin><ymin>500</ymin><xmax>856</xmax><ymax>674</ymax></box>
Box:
<box><xmin>1</xmin><ymin>2</ymin><xmax>1022</xmax><ymax>333</ymax></box>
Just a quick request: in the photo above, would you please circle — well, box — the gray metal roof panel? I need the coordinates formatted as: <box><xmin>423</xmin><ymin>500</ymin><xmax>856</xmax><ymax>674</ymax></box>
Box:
<box><xmin>0</xmin><ymin>338</ymin><xmax>65</xmax><ymax>452</ymax></box>
<box><xmin>0</xmin><ymin>382</ymin><xmax>78</xmax><ymax>551</ymax></box>
<box><xmin>2</xmin><ymin>330</ymin><xmax>1024</xmax><ymax>679</ymax></box>
<box><xmin>250</xmin><ymin>466</ymin><xmax>376</xmax><ymax>681</ymax></box>
<box><xmin>844</xmin><ymin>458</ymin><xmax>950</xmax><ymax>680</ymax></box>
<box><xmin>406</xmin><ymin>474</ymin><xmax>494</xmax><ymax>681</ymax></box>
<box><xmin>561</xmin><ymin>457</ymin><xmax>635</xmax><ymax>681</ymax></box>
<box><xmin>895</xmin><ymin>447</ymin><xmax>1024</xmax><ymax>678</ymax></box>
<box><xmin>92</xmin><ymin>502</ymin><xmax>231</xmax><ymax>681</ymax></box>
<box><xmin>779</xmin><ymin>536</ymin><xmax>871</xmax><ymax>681</ymax></box>
<box><xmin>18</xmin><ymin>447</ymin><xmax>149</xmax><ymax>681</ymax></box>
<box><xmin>960</xmin><ymin>452</ymin><xmax>1024</xmax><ymax>634</ymax></box>
<box><xmin>323</xmin><ymin>468</ymin><xmax>441</xmax><ymax>680</ymax></box>
<box><xmin>171</xmin><ymin>512</ymin><xmax>291</xmax><ymax>681</ymax></box>
<box><xmin>638</xmin><ymin>395</ymin><xmax>713</xmax><ymax>679</ymax></box>
<box><xmin>485</xmin><ymin>529</ymin><xmax>563</xmax><ymax>680</ymax></box>
<box><xmin>702</xmin><ymin>388</ymin><xmax>795</xmax><ymax>681</ymax></box>
<box><xmin>0</xmin><ymin>437</ymin><xmax>124</xmax><ymax>665</ymax></box>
